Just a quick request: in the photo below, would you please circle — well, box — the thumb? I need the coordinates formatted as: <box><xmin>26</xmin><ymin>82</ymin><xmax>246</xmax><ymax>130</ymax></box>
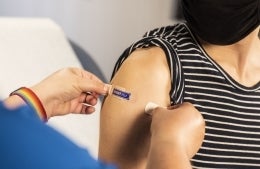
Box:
<box><xmin>145</xmin><ymin>102</ymin><xmax>167</xmax><ymax>116</ymax></box>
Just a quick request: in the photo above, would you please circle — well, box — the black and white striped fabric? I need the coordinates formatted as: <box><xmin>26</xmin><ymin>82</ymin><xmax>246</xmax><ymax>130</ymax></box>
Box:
<box><xmin>112</xmin><ymin>23</ymin><xmax>260</xmax><ymax>168</ymax></box>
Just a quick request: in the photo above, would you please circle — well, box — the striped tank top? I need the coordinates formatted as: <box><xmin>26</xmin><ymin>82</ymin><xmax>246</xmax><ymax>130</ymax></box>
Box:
<box><xmin>112</xmin><ymin>23</ymin><xmax>260</xmax><ymax>168</ymax></box>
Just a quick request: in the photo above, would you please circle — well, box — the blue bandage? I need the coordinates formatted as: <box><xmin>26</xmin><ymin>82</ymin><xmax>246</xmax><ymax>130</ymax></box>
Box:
<box><xmin>112</xmin><ymin>88</ymin><xmax>131</xmax><ymax>100</ymax></box>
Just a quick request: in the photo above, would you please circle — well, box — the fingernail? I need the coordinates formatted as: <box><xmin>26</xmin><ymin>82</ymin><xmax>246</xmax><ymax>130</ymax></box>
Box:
<box><xmin>104</xmin><ymin>84</ymin><xmax>112</xmax><ymax>95</ymax></box>
<box><xmin>82</xmin><ymin>103</ymin><xmax>94</xmax><ymax>107</ymax></box>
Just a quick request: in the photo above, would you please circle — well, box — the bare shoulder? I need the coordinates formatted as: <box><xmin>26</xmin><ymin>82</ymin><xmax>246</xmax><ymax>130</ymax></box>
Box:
<box><xmin>112</xmin><ymin>47</ymin><xmax>170</xmax><ymax>90</ymax></box>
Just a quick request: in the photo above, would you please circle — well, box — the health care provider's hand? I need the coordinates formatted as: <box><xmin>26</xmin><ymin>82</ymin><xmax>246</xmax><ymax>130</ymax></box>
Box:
<box><xmin>146</xmin><ymin>102</ymin><xmax>205</xmax><ymax>169</ymax></box>
<box><xmin>30</xmin><ymin>67</ymin><xmax>109</xmax><ymax>118</ymax></box>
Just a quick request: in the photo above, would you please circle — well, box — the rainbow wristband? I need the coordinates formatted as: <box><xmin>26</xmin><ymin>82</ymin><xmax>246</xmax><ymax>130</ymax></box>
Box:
<box><xmin>10</xmin><ymin>87</ymin><xmax>47</xmax><ymax>122</ymax></box>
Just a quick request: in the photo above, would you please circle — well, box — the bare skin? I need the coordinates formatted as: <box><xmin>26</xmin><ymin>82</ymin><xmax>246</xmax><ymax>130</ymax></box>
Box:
<box><xmin>202</xmin><ymin>26</ymin><xmax>260</xmax><ymax>87</ymax></box>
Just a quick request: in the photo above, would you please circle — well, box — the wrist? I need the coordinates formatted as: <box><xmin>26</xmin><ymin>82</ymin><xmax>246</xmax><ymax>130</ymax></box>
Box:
<box><xmin>30</xmin><ymin>84</ymin><xmax>57</xmax><ymax>118</ymax></box>
<box><xmin>9</xmin><ymin>87</ymin><xmax>48</xmax><ymax>122</ymax></box>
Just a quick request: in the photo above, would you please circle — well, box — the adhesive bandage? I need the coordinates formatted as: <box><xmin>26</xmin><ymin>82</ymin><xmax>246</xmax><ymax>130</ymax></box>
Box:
<box><xmin>105</xmin><ymin>84</ymin><xmax>133</xmax><ymax>101</ymax></box>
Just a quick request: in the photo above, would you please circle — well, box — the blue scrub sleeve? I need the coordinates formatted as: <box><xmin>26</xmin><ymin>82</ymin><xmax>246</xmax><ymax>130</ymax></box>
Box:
<box><xmin>0</xmin><ymin>102</ymin><xmax>117</xmax><ymax>169</ymax></box>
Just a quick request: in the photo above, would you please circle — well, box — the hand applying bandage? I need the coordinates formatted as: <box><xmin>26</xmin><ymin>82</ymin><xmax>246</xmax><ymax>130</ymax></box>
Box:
<box><xmin>145</xmin><ymin>102</ymin><xmax>205</xmax><ymax>169</ymax></box>
<box><xmin>5</xmin><ymin>67</ymin><xmax>110</xmax><ymax>120</ymax></box>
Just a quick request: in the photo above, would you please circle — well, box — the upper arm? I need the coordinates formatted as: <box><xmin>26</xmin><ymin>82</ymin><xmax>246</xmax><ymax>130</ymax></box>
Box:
<box><xmin>98</xmin><ymin>47</ymin><xmax>171</xmax><ymax>169</ymax></box>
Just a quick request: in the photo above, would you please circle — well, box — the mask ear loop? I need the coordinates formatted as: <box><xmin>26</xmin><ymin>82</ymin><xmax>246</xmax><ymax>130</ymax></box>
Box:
<box><xmin>257</xmin><ymin>0</ymin><xmax>260</xmax><ymax>39</ymax></box>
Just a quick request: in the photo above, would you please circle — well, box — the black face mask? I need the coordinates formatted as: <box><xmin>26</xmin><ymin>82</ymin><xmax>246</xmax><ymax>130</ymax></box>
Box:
<box><xmin>182</xmin><ymin>0</ymin><xmax>260</xmax><ymax>45</ymax></box>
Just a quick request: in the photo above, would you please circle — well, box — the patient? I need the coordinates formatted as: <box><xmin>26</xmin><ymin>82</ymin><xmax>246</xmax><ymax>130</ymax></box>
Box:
<box><xmin>99</xmin><ymin>0</ymin><xmax>260</xmax><ymax>168</ymax></box>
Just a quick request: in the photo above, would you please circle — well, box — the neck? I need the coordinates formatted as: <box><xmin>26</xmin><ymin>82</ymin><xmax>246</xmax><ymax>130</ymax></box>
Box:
<box><xmin>201</xmin><ymin>26</ymin><xmax>260</xmax><ymax>87</ymax></box>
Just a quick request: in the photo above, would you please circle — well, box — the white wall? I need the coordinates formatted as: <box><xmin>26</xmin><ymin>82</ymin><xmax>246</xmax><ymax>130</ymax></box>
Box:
<box><xmin>0</xmin><ymin>0</ymin><xmax>176</xmax><ymax>80</ymax></box>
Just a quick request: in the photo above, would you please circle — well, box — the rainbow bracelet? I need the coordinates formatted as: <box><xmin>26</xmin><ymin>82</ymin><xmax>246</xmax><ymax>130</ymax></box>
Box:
<box><xmin>10</xmin><ymin>87</ymin><xmax>47</xmax><ymax>122</ymax></box>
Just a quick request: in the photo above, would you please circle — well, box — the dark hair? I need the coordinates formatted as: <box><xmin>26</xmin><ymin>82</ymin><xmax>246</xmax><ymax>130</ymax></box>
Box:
<box><xmin>173</xmin><ymin>0</ymin><xmax>184</xmax><ymax>21</ymax></box>
<box><xmin>176</xmin><ymin>0</ymin><xmax>184</xmax><ymax>20</ymax></box>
